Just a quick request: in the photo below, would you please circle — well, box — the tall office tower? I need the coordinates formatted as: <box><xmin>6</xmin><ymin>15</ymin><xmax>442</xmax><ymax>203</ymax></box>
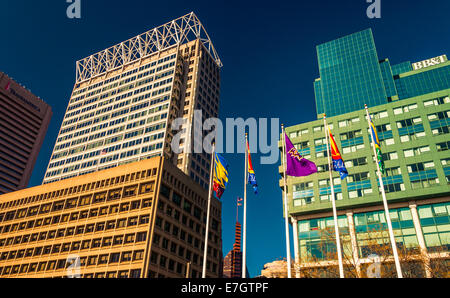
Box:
<box><xmin>314</xmin><ymin>29</ymin><xmax>450</xmax><ymax>118</ymax></box>
<box><xmin>43</xmin><ymin>12</ymin><xmax>221</xmax><ymax>190</ymax></box>
<box><xmin>0</xmin><ymin>72</ymin><xmax>52</xmax><ymax>195</ymax></box>
<box><xmin>283</xmin><ymin>29</ymin><xmax>450</xmax><ymax>277</ymax></box>
<box><xmin>0</xmin><ymin>157</ymin><xmax>223</xmax><ymax>278</ymax></box>
<box><xmin>314</xmin><ymin>29</ymin><xmax>388</xmax><ymax>118</ymax></box>
<box><xmin>223</xmin><ymin>221</ymin><xmax>249</xmax><ymax>278</ymax></box>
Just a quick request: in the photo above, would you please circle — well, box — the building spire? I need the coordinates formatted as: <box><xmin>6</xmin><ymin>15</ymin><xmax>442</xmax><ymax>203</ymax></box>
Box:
<box><xmin>233</xmin><ymin>221</ymin><xmax>242</xmax><ymax>251</ymax></box>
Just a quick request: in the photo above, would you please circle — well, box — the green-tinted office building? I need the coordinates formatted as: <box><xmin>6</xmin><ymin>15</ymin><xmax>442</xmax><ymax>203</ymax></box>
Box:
<box><xmin>283</xmin><ymin>29</ymin><xmax>450</xmax><ymax>277</ymax></box>
<box><xmin>314</xmin><ymin>29</ymin><xmax>450</xmax><ymax>118</ymax></box>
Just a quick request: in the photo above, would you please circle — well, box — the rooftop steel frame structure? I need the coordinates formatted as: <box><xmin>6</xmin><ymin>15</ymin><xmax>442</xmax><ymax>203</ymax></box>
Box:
<box><xmin>75</xmin><ymin>12</ymin><xmax>222</xmax><ymax>84</ymax></box>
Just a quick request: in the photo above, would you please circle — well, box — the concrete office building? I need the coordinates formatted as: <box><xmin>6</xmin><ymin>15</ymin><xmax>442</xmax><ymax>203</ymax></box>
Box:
<box><xmin>281</xmin><ymin>29</ymin><xmax>450</xmax><ymax>277</ymax></box>
<box><xmin>0</xmin><ymin>157</ymin><xmax>222</xmax><ymax>278</ymax></box>
<box><xmin>0</xmin><ymin>72</ymin><xmax>52</xmax><ymax>195</ymax></box>
<box><xmin>43</xmin><ymin>12</ymin><xmax>222</xmax><ymax>191</ymax></box>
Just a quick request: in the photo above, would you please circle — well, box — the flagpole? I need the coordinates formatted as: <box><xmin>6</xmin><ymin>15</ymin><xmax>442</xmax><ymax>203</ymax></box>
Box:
<box><xmin>281</xmin><ymin>124</ymin><xmax>292</xmax><ymax>278</ymax></box>
<box><xmin>365</xmin><ymin>104</ymin><xmax>403</xmax><ymax>278</ymax></box>
<box><xmin>242</xmin><ymin>133</ymin><xmax>248</xmax><ymax>278</ymax></box>
<box><xmin>323</xmin><ymin>114</ymin><xmax>345</xmax><ymax>278</ymax></box>
<box><xmin>202</xmin><ymin>142</ymin><xmax>216</xmax><ymax>278</ymax></box>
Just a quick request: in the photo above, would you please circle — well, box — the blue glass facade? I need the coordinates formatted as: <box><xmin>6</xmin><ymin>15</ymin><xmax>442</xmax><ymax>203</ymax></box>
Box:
<box><xmin>391</xmin><ymin>61</ymin><xmax>412</xmax><ymax>76</ymax></box>
<box><xmin>298</xmin><ymin>216</ymin><xmax>351</xmax><ymax>262</ymax></box>
<box><xmin>394</xmin><ymin>65</ymin><xmax>450</xmax><ymax>99</ymax></box>
<box><xmin>314</xmin><ymin>28</ymin><xmax>450</xmax><ymax>117</ymax></box>
<box><xmin>354</xmin><ymin>208</ymin><xmax>418</xmax><ymax>258</ymax></box>
<box><xmin>379</xmin><ymin>59</ymin><xmax>398</xmax><ymax>100</ymax></box>
<box><xmin>315</xmin><ymin>29</ymin><xmax>388</xmax><ymax>117</ymax></box>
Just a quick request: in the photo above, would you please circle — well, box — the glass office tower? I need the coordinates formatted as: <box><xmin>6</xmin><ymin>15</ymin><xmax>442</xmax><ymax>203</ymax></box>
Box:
<box><xmin>315</xmin><ymin>29</ymin><xmax>388</xmax><ymax>118</ymax></box>
<box><xmin>314</xmin><ymin>29</ymin><xmax>450</xmax><ymax>118</ymax></box>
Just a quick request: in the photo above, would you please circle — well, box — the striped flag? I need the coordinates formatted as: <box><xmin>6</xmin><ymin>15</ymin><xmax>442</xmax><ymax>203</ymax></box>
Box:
<box><xmin>213</xmin><ymin>153</ymin><xmax>229</xmax><ymax>199</ymax></box>
<box><xmin>247</xmin><ymin>140</ymin><xmax>258</xmax><ymax>194</ymax></box>
<box><xmin>328</xmin><ymin>128</ymin><xmax>348</xmax><ymax>179</ymax></box>
<box><xmin>368</xmin><ymin>114</ymin><xmax>385</xmax><ymax>175</ymax></box>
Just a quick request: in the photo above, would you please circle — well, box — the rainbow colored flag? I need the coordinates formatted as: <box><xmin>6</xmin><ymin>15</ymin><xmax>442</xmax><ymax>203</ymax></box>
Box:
<box><xmin>247</xmin><ymin>140</ymin><xmax>258</xmax><ymax>194</ymax></box>
<box><xmin>328</xmin><ymin>128</ymin><xmax>348</xmax><ymax>179</ymax></box>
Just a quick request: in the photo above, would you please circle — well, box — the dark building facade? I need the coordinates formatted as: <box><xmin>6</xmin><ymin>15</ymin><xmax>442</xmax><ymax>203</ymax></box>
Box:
<box><xmin>0</xmin><ymin>72</ymin><xmax>52</xmax><ymax>194</ymax></box>
<box><xmin>223</xmin><ymin>221</ymin><xmax>244</xmax><ymax>278</ymax></box>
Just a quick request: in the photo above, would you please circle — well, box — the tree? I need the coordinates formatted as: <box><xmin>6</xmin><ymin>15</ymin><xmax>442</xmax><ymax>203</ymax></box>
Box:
<box><xmin>293</xmin><ymin>226</ymin><xmax>449</xmax><ymax>278</ymax></box>
<box><xmin>260</xmin><ymin>258</ymin><xmax>294</xmax><ymax>278</ymax></box>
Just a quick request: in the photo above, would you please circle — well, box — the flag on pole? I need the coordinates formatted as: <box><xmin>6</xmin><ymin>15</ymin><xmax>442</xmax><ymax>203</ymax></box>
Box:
<box><xmin>284</xmin><ymin>133</ymin><xmax>317</xmax><ymax>177</ymax></box>
<box><xmin>213</xmin><ymin>153</ymin><xmax>229</xmax><ymax>199</ymax></box>
<box><xmin>368</xmin><ymin>115</ymin><xmax>386</xmax><ymax>175</ymax></box>
<box><xmin>247</xmin><ymin>140</ymin><xmax>258</xmax><ymax>194</ymax></box>
<box><xmin>328</xmin><ymin>128</ymin><xmax>348</xmax><ymax>180</ymax></box>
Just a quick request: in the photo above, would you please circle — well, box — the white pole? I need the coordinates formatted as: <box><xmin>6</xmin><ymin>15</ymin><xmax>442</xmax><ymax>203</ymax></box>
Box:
<box><xmin>202</xmin><ymin>143</ymin><xmax>216</xmax><ymax>278</ymax></box>
<box><xmin>365</xmin><ymin>105</ymin><xmax>403</xmax><ymax>278</ymax></box>
<box><xmin>242</xmin><ymin>133</ymin><xmax>248</xmax><ymax>278</ymax></box>
<box><xmin>323</xmin><ymin>115</ymin><xmax>345</xmax><ymax>278</ymax></box>
<box><xmin>281</xmin><ymin>124</ymin><xmax>292</xmax><ymax>278</ymax></box>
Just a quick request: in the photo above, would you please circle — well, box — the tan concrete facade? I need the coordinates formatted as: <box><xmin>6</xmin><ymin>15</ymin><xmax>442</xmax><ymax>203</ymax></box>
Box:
<box><xmin>0</xmin><ymin>72</ymin><xmax>52</xmax><ymax>194</ymax></box>
<box><xmin>0</xmin><ymin>157</ymin><xmax>222</xmax><ymax>278</ymax></box>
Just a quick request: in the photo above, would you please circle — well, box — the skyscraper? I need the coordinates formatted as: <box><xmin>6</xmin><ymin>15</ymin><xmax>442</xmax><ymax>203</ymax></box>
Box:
<box><xmin>283</xmin><ymin>29</ymin><xmax>450</xmax><ymax>277</ymax></box>
<box><xmin>315</xmin><ymin>29</ymin><xmax>388</xmax><ymax>118</ymax></box>
<box><xmin>314</xmin><ymin>29</ymin><xmax>450</xmax><ymax>118</ymax></box>
<box><xmin>43</xmin><ymin>12</ymin><xmax>221</xmax><ymax>190</ymax></box>
<box><xmin>0</xmin><ymin>72</ymin><xmax>52</xmax><ymax>195</ymax></box>
<box><xmin>223</xmin><ymin>221</ymin><xmax>244</xmax><ymax>278</ymax></box>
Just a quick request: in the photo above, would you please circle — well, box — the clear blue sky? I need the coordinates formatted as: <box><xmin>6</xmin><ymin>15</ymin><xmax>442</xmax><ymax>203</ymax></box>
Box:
<box><xmin>1</xmin><ymin>0</ymin><xmax>449</xmax><ymax>277</ymax></box>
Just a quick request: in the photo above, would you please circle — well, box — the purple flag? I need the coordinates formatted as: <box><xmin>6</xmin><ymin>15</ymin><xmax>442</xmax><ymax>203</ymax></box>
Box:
<box><xmin>284</xmin><ymin>133</ymin><xmax>317</xmax><ymax>177</ymax></box>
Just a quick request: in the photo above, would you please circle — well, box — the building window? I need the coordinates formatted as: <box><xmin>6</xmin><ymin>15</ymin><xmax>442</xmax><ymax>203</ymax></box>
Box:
<box><xmin>418</xmin><ymin>203</ymin><xmax>450</xmax><ymax>251</ymax></box>
<box><xmin>403</xmin><ymin>146</ymin><xmax>430</xmax><ymax>158</ymax></box>
<box><xmin>436</xmin><ymin>141</ymin><xmax>450</xmax><ymax>152</ymax></box>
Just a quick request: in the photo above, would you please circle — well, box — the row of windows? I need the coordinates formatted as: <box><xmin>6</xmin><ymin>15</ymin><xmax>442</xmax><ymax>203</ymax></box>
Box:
<box><xmin>2</xmin><ymin>167</ymin><xmax>158</xmax><ymax>211</ymax></box>
<box><xmin>289</xmin><ymin>95</ymin><xmax>449</xmax><ymax>138</ymax></box>
<box><xmin>156</xmin><ymin>199</ymin><xmax>219</xmax><ymax>245</ymax></box>
<box><xmin>0</xmin><ymin>231</ymin><xmax>147</xmax><ymax>260</ymax></box>
<box><xmin>294</xmin><ymin>131</ymin><xmax>447</xmax><ymax>160</ymax></box>
<box><xmin>0</xmin><ymin>197</ymin><xmax>152</xmax><ymax>238</ymax></box>
<box><xmin>62</xmin><ymin>75</ymin><xmax>171</xmax><ymax>132</ymax></box>
<box><xmin>71</xmin><ymin>54</ymin><xmax>176</xmax><ymax>102</ymax></box>
<box><xmin>0</xmin><ymin>250</ymin><xmax>144</xmax><ymax>277</ymax></box>
<box><xmin>51</xmin><ymin>124</ymin><xmax>165</xmax><ymax>164</ymax></box>
<box><xmin>57</xmin><ymin>91</ymin><xmax>169</xmax><ymax>145</ymax></box>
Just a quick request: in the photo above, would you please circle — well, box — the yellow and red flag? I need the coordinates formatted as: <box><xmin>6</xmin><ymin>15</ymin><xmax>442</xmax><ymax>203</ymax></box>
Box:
<box><xmin>329</xmin><ymin>128</ymin><xmax>348</xmax><ymax>179</ymax></box>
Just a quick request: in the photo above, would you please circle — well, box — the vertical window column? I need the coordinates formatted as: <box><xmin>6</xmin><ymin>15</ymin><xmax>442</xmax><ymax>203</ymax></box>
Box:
<box><xmin>292</xmin><ymin>217</ymin><xmax>300</xmax><ymax>278</ymax></box>
<box><xmin>408</xmin><ymin>203</ymin><xmax>432</xmax><ymax>278</ymax></box>
<box><xmin>346</xmin><ymin>212</ymin><xmax>361</xmax><ymax>277</ymax></box>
